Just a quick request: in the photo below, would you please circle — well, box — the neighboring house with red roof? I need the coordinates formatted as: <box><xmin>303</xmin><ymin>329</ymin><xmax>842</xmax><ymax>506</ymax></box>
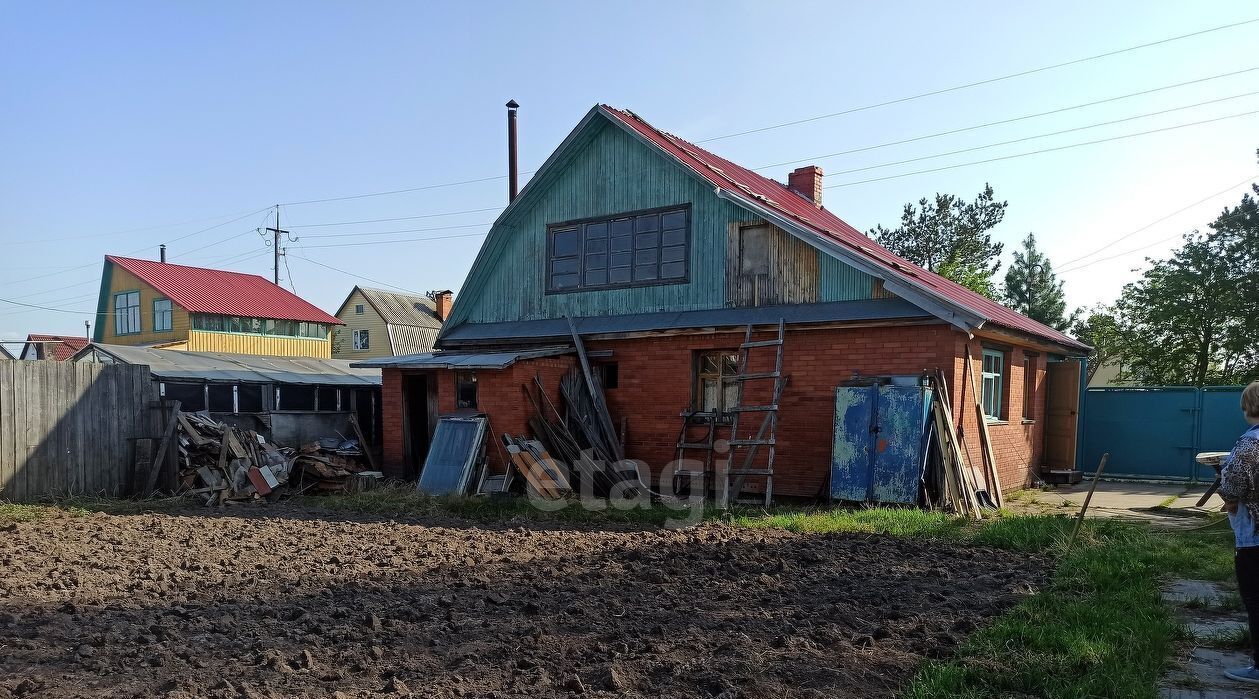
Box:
<box><xmin>355</xmin><ymin>105</ymin><xmax>1089</xmax><ymax>499</ymax></box>
<box><xmin>19</xmin><ymin>334</ymin><xmax>88</xmax><ymax>361</ymax></box>
<box><xmin>93</xmin><ymin>255</ymin><xmax>344</xmax><ymax>359</ymax></box>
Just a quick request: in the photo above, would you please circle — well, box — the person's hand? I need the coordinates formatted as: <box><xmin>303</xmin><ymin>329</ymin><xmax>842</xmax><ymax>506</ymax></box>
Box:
<box><xmin>1223</xmin><ymin>498</ymin><xmax>1240</xmax><ymax>514</ymax></box>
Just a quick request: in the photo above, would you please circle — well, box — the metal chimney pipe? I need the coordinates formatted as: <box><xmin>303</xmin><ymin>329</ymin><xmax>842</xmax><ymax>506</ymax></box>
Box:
<box><xmin>159</xmin><ymin>244</ymin><xmax>167</xmax><ymax>263</ymax></box>
<box><xmin>506</xmin><ymin>99</ymin><xmax>520</xmax><ymax>202</ymax></box>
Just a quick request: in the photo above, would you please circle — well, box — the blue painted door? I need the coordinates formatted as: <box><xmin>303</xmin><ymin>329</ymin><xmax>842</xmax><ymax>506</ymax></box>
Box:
<box><xmin>831</xmin><ymin>381</ymin><xmax>931</xmax><ymax>504</ymax></box>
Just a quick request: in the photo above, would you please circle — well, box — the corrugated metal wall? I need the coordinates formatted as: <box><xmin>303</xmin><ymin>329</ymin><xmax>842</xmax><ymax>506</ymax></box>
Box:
<box><xmin>187</xmin><ymin>330</ymin><xmax>331</xmax><ymax>358</ymax></box>
<box><xmin>456</xmin><ymin>119</ymin><xmax>886</xmax><ymax>326</ymax></box>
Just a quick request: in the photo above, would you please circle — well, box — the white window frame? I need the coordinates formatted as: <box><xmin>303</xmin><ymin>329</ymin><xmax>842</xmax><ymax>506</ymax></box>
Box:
<box><xmin>153</xmin><ymin>298</ymin><xmax>173</xmax><ymax>332</ymax></box>
<box><xmin>114</xmin><ymin>291</ymin><xmax>141</xmax><ymax>335</ymax></box>
<box><xmin>354</xmin><ymin>304</ymin><xmax>365</xmax><ymax>315</ymax></box>
<box><xmin>981</xmin><ymin>349</ymin><xmax>1005</xmax><ymax>421</ymax></box>
<box><xmin>352</xmin><ymin>329</ymin><xmax>369</xmax><ymax>351</ymax></box>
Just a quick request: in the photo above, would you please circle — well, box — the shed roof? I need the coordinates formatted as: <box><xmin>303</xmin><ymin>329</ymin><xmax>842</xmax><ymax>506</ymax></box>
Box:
<box><xmin>105</xmin><ymin>256</ymin><xmax>342</xmax><ymax>325</ymax></box>
<box><xmin>79</xmin><ymin>343</ymin><xmax>380</xmax><ymax>386</ymax></box>
<box><xmin>351</xmin><ymin>347</ymin><xmax>572</xmax><ymax>370</ymax></box>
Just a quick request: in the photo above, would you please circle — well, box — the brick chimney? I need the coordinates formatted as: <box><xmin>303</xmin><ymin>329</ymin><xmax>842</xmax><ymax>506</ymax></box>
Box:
<box><xmin>434</xmin><ymin>290</ymin><xmax>454</xmax><ymax>322</ymax></box>
<box><xmin>787</xmin><ymin>166</ymin><xmax>824</xmax><ymax>207</ymax></box>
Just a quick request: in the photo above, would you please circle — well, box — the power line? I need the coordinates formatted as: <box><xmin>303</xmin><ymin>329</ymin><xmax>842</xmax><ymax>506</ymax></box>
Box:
<box><xmin>8</xmin><ymin>206</ymin><xmax>272</xmax><ymax>246</ymax></box>
<box><xmin>299</xmin><ymin>231</ymin><xmax>489</xmax><ymax>250</ymax></box>
<box><xmin>753</xmin><ymin>66</ymin><xmax>1259</xmax><ymax>171</ymax></box>
<box><xmin>1057</xmin><ymin>174</ymin><xmax>1258</xmax><ymax>269</ymax></box>
<box><xmin>288</xmin><ymin>254</ymin><xmax>424</xmax><ymax>296</ymax></box>
<box><xmin>825</xmin><ymin>109</ymin><xmax>1259</xmax><ymax>188</ymax></box>
<box><xmin>279</xmin><ymin>174</ymin><xmax>529</xmax><ymax>207</ymax></box>
<box><xmin>285</xmin><ymin>206</ymin><xmax>503</xmax><ymax>229</ymax></box>
<box><xmin>299</xmin><ymin>222</ymin><xmax>494</xmax><ymax>241</ymax></box>
<box><xmin>696</xmin><ymin>17</ymin><xmax>1259</xmax><ymax>143</ymax></box>
<box><xmin>824</xmin><ymin>91</ymin><xmax>1259</xmax><ymax>177</ymax></box>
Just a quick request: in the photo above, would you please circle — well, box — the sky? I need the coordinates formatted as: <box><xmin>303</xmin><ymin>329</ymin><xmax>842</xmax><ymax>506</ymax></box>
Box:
<box><xmin>1</xmin><ymin>1</ymin><xmax>1256</xmax><ymax>343</ymax></box>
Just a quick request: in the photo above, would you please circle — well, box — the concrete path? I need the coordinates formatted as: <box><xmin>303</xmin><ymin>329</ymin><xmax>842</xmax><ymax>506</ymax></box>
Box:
<box><xmin>1159</xmin><ymin>579</ymin><xmax>1257</xmax><ymax>699</ymax></box>
<box><xmin>1007</xmin><ymin>481</ymin><xmax>1221</xmax><ymax>529</ymax></box>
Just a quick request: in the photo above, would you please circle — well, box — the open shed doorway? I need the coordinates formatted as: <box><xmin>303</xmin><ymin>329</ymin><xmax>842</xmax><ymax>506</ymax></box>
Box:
<box><xmin>402</xmin><ymin>373</ymin><xmax>435</xmax><ymax>479</ymax></box>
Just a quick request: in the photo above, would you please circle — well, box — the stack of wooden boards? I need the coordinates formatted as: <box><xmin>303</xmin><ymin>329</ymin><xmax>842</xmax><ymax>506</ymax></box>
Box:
<box><xmin>923</xmin><ymin>345</ymin><xmax>1005</xmax><ymax>519</ymax></box>
<box><xmin>176</xmin><ymin>411</ymin><xmax>379</xmax><ymax>504</ymax></box>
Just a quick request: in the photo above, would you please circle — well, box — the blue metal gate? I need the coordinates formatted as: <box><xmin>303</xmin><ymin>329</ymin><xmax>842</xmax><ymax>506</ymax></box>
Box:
<box><xmin>831</xmin><ymin>379</ymin><xmax>932</xmax><ymax>504</ymax></box>
<box><xmin>1081</xmin><ymin>386</ymin><xmax>1247</xmax><ymax>481</ymax></box>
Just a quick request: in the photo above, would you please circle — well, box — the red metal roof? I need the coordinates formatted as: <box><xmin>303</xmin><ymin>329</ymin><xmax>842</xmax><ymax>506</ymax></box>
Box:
<box><xmin>24</xmin><ymin>334</ymin><xmax>89</xmax><ymax>361</ymax></box>
<box><xmin>106</xmin><ymin>256</ymin><xmax>342</xmax><ymax>325</ymax></box>
<box><xmin>600</xmin><ymin>106</ymin><xmax>1087</xmax><ymax>351</ymax></box>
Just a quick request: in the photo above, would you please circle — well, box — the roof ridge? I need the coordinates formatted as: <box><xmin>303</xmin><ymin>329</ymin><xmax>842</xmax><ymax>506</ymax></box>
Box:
<box><xmin>106</xmin><ymin>255</ymin><xmax>269</xmax><ymax>281</ymax></box>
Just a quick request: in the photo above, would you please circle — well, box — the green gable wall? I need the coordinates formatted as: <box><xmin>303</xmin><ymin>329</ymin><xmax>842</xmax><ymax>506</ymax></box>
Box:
<box><xmin>454</xmin><ymin>116</ymin><xmax>881</xmax><ymax>326</ymax></box>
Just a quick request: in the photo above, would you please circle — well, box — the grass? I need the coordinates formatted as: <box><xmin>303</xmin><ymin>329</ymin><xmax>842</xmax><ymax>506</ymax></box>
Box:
<box><xmin>0</xmin><ymin>494</ymin><xmax>189</xmax><ymax>523</ymax></box>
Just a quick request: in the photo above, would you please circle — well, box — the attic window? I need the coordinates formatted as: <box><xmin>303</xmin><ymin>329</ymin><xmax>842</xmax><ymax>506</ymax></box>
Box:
<box><xmin>547</xmin><ymin>205</ymin><xmax>690</xmax><ymax>292</ymax></box>
<box><xmin>354</xmin><ymin>304</ymin><xmax>365</xmax><ymax>315</ymax></box>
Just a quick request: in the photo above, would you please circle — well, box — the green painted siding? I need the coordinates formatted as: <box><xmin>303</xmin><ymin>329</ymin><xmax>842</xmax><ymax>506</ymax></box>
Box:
<box><xmin>817</xmin><ymin>252</ymin><xmax>881</xmax><ymax>301</ymax></box>
<box><xmin>456</xmin><ymin>116</ymin><xmax>882</xmax><ymax>325</ymax></box>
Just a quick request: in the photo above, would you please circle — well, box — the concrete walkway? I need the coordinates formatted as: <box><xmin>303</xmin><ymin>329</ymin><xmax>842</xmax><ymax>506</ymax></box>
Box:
<box><xmin>1007</xmin><ymin>480</ymin><xmax>1221</xmax><ymax>529</ymax></box>
<box><xmin>1159</xmin><ymin>579</ymin><xmax>1256</xmax><ymax>699</ymax></box>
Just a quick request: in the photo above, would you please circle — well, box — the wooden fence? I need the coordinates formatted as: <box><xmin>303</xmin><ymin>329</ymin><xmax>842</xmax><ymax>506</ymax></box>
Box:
<box><xmin>0</xmin><ymin>360</ymin><xmax>159</xmax><ymax>502</ymax></box>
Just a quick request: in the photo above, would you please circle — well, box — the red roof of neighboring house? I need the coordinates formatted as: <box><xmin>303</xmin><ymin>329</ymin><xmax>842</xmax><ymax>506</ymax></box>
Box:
<box><xmin>600</xmin><ymin>106</ymin><xmax>1087</xmax><ymax>351</ymax></box>
<box><xmin>24</xmin><ymin>334</ymin><xmax>89</xmax><ymax>361</ymax></box>
<box><xmin>105</xmin><ymin>256</ymin><xmax>342</xmax><ymax>325</ymax></box>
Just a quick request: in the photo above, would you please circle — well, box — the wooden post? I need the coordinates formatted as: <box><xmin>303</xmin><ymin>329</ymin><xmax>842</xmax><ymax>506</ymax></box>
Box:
<box><xmin>1066</xmin><ymin>452</ymin><xmax>1109</xmax><ymax>552</ymax></box>
<box><xmin>964</xmin><ymin>344</ymin><xmax>1004</xmax><ymax>507</ymax></box>
<box><xmin>143</xmin><ymin>400</ymin><xmax>181</xmax><ymax>496</ymax></box>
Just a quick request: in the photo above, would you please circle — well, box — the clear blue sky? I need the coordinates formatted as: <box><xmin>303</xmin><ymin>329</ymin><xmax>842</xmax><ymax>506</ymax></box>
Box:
<box><xmin>1</xmin><ymin>1</ymin><xmax>1256</xmax><ymax>342</ymax></box>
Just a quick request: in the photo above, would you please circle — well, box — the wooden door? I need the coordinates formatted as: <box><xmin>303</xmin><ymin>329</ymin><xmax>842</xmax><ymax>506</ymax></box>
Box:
<box><xmin>1044</xmin><ymin>361</ymin><xmax>1081</xmax><ymax>470</ymax></box>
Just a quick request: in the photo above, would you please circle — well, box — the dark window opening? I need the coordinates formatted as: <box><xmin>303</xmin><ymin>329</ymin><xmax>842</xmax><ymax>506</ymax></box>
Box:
<box><xmin>280</xmin><ymin>385</ymin><xmax>317</xmax><ymax>411</ymax></box>
<box><xmin>599</xmin><ymin>362</ymin><xmax>619</xmax><ymax>390</ymax></box>
<box><xmin>237</xmin><ymin>384</ymin><xmax>264</xmax><ymax>413</ymax></box>
<box><xmin>547</xmin><ymin>205</ymin><xmax>689</xmax><ymax>292</ymax></box>
<box><xmin>208</xmin><ymin>385</ymin><xmax>235</xmax><ymax>413</ymax></box>
<box><xmin>318</xmin><ymin>387</ymin><xmax>341</xmax><ymax>412</ymax></box>
<box><xmin>693</xmin><ymin>351</ymin><xmax>740</xmax><ymax>416</ymax></box>
<box><xmin>162</xmin><ymin>382</ymin><xmax>206</xmax><ymax>412</ymax></box>
<box><xmin>456</xmin><ymin>372</ymin><xmax>478</xmax><ymax>409</ymax></box>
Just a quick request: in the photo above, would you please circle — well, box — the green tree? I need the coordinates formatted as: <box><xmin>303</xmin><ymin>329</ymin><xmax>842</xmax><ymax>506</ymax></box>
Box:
<box><xmin>870</xmin><ymin>184</ymin><xmax>1007</xmax><ymax>297</ymax></box>
<box><xmin>1112</xmin><ymin>182</ymin><xmax>1258</xmax><ymax>386</ymax></box>
<box><xmin>1002</xmin><ymin>233</ymin><xmax>1073</xmax><ymax>331</ymax></box>
<box><xmin>1070</xmin><ymin>306</ymin><xmax>1121</xmax><ymax>384</ymax></box>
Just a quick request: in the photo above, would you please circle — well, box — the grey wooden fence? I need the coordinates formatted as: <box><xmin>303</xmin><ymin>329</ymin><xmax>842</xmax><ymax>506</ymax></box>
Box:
<box><xmin>0</xmin><ymin>360</ymin><xmax>158</xmax><ymax>501</ymax></box>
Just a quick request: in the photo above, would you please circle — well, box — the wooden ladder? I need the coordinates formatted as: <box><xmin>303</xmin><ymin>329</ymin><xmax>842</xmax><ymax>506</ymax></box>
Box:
<box><xmin>723</xmin><ymin>319</ymin><xmax>787</xmax><ymax>508</ymax></box>
<box><xmin>673</xmin><ymin>411</ymin><xmax>717</xmax><ymax>499</ymax></box>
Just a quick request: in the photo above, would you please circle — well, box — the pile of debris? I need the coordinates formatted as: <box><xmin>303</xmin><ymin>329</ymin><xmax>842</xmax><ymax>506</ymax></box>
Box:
<box><xmin>175</xmin><ymin>412</ymin><xmax>380</xmax><ymax>504</ymax></box>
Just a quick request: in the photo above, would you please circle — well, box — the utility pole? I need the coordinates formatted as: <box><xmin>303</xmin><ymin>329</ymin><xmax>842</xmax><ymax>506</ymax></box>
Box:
<box><xmin>265</xmin><ymin>204</ymin><xmax>291</xmax><ymax>286</ymax></box>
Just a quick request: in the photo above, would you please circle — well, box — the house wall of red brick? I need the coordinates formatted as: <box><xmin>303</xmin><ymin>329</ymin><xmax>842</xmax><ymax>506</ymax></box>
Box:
<box><xmin>379</xmin><ymin>324</ymin><xmax>1051</xmax><ymax>497</ymax></box>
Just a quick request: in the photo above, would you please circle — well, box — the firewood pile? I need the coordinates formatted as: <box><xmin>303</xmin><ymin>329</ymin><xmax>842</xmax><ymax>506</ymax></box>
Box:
<box><xmin>175</xmin><ymin>412</ymin><xmax>379</xmax><ymax>504</ymax></box>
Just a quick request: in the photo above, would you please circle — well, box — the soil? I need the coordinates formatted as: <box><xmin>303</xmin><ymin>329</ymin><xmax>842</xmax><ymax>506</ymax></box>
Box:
<box><xmin>0</xmin><ymin>506</ymin><xmax>1048</xmax><ymax>698</ymax></box>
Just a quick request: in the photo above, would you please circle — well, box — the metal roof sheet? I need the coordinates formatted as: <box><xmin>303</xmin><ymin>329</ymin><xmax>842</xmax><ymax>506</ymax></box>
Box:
<box><xmin>387</xmin><ymin>324</ymin><xmax>440</xmax><ymax>356</ymax></box>
<box><xmin>23</xmin><ymin>334</ymin><xmax>90</xmax><ymax>361</ymax></box>
<box><xmin>106</xmin><ymin>256</ymin><xmax>343</xmax><ymax>325</ymax></box>
<box><xmin>82</xmin><ymin>343</ymin><xmax>380</xmax><ymax>386</ymax></box>
<box><xmin>351</xmin><ymin>346</ymin><xmax>572</xmax><ymax>370</ymax></box>
<box><xmin>441</xmin><ymin>298</ymin><xmax>931</xmax><ymax>345</ymax></box>
<box><xmin>356</xmin><ymin>287</ymin><xmax>443</xmax><ymax>329</ymax></box>
<box><xmin>598</xmin><ymin>106</ymin><xmax>1088</xmax><ymax>352</ymax></box>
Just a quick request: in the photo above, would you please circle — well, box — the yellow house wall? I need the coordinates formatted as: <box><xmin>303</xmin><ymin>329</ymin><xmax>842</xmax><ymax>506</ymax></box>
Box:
<box><xmin>187</xmin><ymin>330</ymin><xmax>331</xmax><ymax>358</ymax></box>
<box><xmin>332</xmin><ymin>289</ymin><xmax>393</xmax><ymax>359</ymax></box>
<box><xmin>101</xmin><ymin>265</ymin><xmax>191</xmax><ymax>345</ymax></box>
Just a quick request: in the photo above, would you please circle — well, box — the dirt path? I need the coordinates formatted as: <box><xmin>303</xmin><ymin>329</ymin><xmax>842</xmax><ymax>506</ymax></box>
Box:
<box><xmin>0</xmin><ymin>507</ymin><xmax>1047</xmax><ymax>698</ymax></box>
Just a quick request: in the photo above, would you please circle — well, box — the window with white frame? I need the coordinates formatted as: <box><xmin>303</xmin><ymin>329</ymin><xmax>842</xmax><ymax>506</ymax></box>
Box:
<box><xmin>114</xmin><ymin>291</ymin><xmax>141</xmax><ymax>335</ymax></box>
<box><xmin>981</xmin><ymin>349</ymin><xmax>1005</xmax><ymax>420</ymax></box>
<box><xmin>354</xmin><ymin>304</ymin><xmax>365</xmax><ymax>315</ymax></box>
<box><xmin>153</xmin><ymin>299</ymin><xmax>173</xmax><ymax>332</ymax></box>
<box><xmin>352</xmin><ymin>329</ymin><xmax>370</xmax><ymax>350</ymax></box>
<box><xmin>694</xmin><ymin>350</ymin><xmax>741</xmax><ymax>416</ymax></box>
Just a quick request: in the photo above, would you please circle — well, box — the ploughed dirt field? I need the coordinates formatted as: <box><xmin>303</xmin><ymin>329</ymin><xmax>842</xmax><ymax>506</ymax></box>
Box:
<box><xmin>0</xmin><ymin>507</ymin><xmax>1047</xmax><ymax>698</ymax></box>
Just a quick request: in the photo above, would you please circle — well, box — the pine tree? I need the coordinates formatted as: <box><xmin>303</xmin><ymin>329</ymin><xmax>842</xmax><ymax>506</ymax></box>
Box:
<box><xmin>1002</xmin><ymin>233</ymin><xmax>1072</xmax><ymax>331</ymax></box>
<box><xmin>870</xmin><ymin>184</ymin><xmax>1007</xmax><ymax>298</ymax></box>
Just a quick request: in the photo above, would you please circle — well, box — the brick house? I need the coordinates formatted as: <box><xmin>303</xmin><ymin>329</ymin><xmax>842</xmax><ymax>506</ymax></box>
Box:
<box><xmin>357</xmin><ymin>105</ymin><xmax>1089</xmax><ymax>500</ymax></box>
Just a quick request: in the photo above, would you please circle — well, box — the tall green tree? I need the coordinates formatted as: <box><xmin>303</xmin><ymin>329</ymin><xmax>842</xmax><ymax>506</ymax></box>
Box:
<box><xmin>1002</xmin><ymin>233</ymin><xmax>1073</xmax><ymax>331</ymax></box>
<box><xmin>1070</xmin><ymin>306</ymin><xmax>1121</xmax><ymax>384</ymax></box>
<box><xmin>1112</xmin><ymin>180</ymin><xmax>1259</xmax><ymax>386</ymax></box>
<box><xmin>870</xmin><ymin>184</ymin><xmax>1007</xmax><ymax>298</ymax></box>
